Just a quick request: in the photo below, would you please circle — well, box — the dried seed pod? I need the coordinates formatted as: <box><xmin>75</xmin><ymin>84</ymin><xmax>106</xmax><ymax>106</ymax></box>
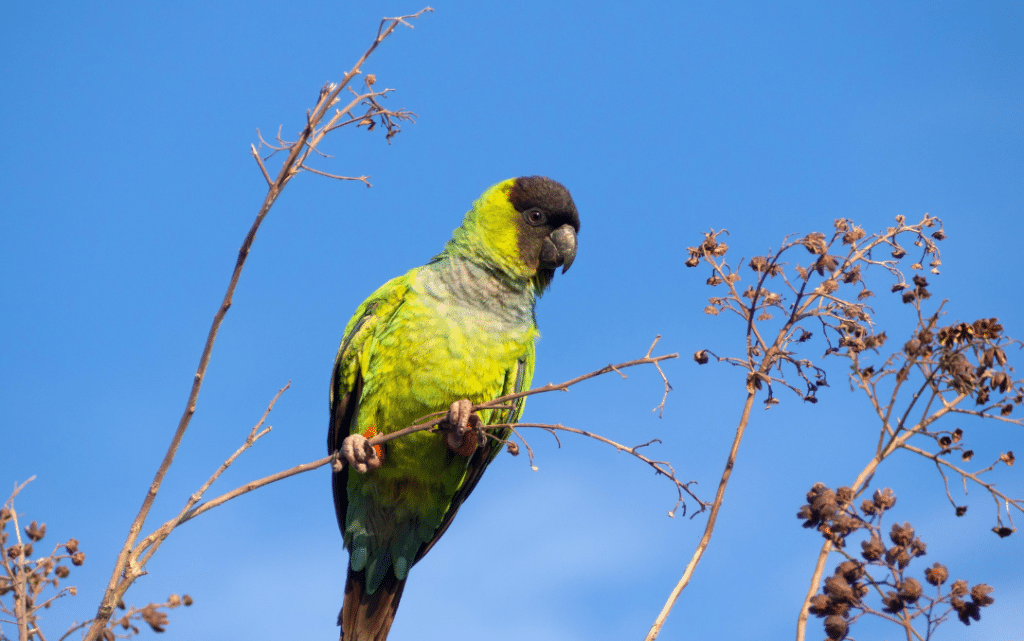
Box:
<box><xmin>881</xmin><ymin>591</ymin><xmax>904</xmax><ymax>613</ymax></box>
<box><xmin>885</xmin><ymin>545</ymin><xmax>911</xmax><ymax>569</ymax></box>
<box><xmin>808</xmin><ymin>594</ymin><xmax>833</xmax><ymax>618</ymax></box>
<box><xmin>971</xmin><ymin>584</ymin><xmax>994</xmax><ymax>607</ymax></box>
<box><xmin>25</xmin><ymin>521</ymin><xmax>46</xmax><ymax>542</ymax></box>
<box><xmin>861</xmin><ymin>536</ymin><xmax>885</xmax><ymax>561</ymax></box>
<box><xmin>801</xmin><ymin>232</ymin><xmax>828</xmax><ymax>254</ymax></box>
<box><xmin>824</xmin><ymin>575</ymin><xmax>855</xmax><ymax>604</ymax></box>
<box><xmin>836</xmin><ymin>487</ymin><xmax>857</xmax><ymax>508</ymax></box>
<box><xmin>873</xmin><ymin>488</ymin><xmax>897</xmax><ymax>511</ymax></box>
<box><xmin>909</xmin><ymin>537</ymin><xmax>927</xmax><ymax>557</ymax></box>
<box><xmin>824</xmin><ymin>614</ymin><xmax>848</xmax><ymax>640</ymax></box>
<box><xmin>898</xmin><ymin>577</ymin><xmax>923</xmax><ymax>603</ymax></box>
<box><xmin>836</xmin><ymin>560</ymin><xmax>863</xmax><ymax>583</ymax></box>
<box><xmin>924</xmin><ymin>563</ymin><xmax>949</xmax><ymax>586</ymax></box>
<box><xmin>843</xmin><ymin>226</ymin><xmax>866</xmax><ymax>245</ymax></box>
<box><xmin>953</xmin><ymin>597</ymin><xmax>981</xmax><ymax>625</ymax></box>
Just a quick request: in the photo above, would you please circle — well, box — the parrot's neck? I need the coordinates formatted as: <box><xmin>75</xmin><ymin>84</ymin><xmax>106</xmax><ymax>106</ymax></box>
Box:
<box><xmin>420</xmin><ymin>256</ymin><xmax>537</xmax><ymax>329</ymax></box>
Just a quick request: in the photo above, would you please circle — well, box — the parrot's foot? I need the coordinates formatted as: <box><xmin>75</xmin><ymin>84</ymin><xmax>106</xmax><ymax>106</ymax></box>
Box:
<box><xmin>341</xmin><ymin>433</ymin><xmax>382</xmax><ymax>474</ymax></box>
<box><xmin>443</xmin><ymin>399</ymin><xmax>485</xmax><ymax>457</ymax></box>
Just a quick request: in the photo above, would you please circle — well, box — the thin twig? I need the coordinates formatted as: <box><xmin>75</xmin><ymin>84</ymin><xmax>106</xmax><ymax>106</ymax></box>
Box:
<box><xmin>299</xmin><ymin>164</ymin><xmax>372</xmax><ymax>187</ymax></box>
<box><xmin>644</xmin><ymin>389</ymin><xmax>758</xmax><ymax>641</ymax></box>
<box><xmin>82</xmin><ymin>11</ymin><xmax>432</xmax><ymax>641</ymax></box>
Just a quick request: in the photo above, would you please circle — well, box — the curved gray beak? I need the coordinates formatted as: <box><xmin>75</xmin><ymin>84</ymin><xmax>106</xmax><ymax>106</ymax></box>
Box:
<box><xmin>539</xmin><ymin>224</ymin><xmax>578</xmax><ymax>273</ymax></box>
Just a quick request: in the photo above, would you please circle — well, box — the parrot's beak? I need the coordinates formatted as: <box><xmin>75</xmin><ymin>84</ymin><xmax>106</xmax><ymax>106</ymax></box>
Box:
<box><xmin>539</xmin><ymin>224</ymin><xmax>578</xmax><ymax>273</ymax></box>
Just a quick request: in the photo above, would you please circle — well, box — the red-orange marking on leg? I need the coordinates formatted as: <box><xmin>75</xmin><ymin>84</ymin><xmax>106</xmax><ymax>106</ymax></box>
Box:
<box><xmin>362</xmin><ymin>426</ymin><xmax>386</xmax><ymax>463</ymax></box>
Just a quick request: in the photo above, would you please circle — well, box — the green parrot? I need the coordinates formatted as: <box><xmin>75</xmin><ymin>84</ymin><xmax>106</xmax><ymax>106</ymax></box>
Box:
<box><xmin>327</xmin><ymin>176</ymin><xmax>580</xmax><ymax>640</ymax></box>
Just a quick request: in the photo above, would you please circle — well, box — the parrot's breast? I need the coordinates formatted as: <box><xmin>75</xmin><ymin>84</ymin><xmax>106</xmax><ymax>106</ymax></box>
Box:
<box><xmin>352</xmin><ymin>256</ymin><xmax>537</xmax><ymax>525</ymax></box>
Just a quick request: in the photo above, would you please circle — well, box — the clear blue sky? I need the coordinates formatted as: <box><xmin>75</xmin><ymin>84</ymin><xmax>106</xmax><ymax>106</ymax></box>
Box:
<box><xmin>2</xmin><ymin>2</ymin><xmax>1022</xmax><ymax>639</ymax></box>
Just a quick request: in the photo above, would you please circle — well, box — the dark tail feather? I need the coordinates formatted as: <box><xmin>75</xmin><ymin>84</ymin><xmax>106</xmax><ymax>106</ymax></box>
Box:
<box><xmin>339</xmin><ymin>567</ymin><xmax>407</xmax><ymax>641</ymax></box>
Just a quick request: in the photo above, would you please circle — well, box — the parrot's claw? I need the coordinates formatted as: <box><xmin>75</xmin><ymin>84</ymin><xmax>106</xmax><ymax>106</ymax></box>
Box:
<box><xmin>443</xmin><ymin>399</ymin><xmax>484</xmax><ymax>456</ymax></box>
<box><xmin>341</xmin><ymin>433</ymin><xmax>382</xmax><ymax>474</ymax></box>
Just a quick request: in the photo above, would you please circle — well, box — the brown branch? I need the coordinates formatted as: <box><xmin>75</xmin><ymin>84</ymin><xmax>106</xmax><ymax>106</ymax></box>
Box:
<box><xmin>249</xmin><ymin>144</ymin><xmax>272</xmax><ymax>187</ymax></box>
<box><xmin>647</xmin><ymin>336</ymin><xmax>675</xmax><ymax>417</ymax></box>
<box><xmin>180</xmin><ymin>455</ymin><xmax>332</xmax><ymax>524</ymax></box>
<box><xmin>644</xmin><ymin>389</ymin><xmax>758</xmax><ymax>641</ymax></box>
<box><xmin>82</xmin><ymin>10</ymin><xmax>432</xmax><ymax>641</ymax></box>
<box><xmin>299</xmin><ymin>164</ymin><xmax>372</xmax><ymax>187</ymax></box>
<box><xmin>2</xmin><ymin>478</ymin><xmax>35</xmax><ymax>641</ymax></box>
<box><xmin>901</xmin><ymin>442</ymin><xmax>1024</xmax><ymax>517</ymax></box>
<box><xmin>367</xmin><ymin>348</ymin><xmax>679</xmax><ymax>447</ymax></box>
<box><xmin>133</xmin><ymin>383</ymin><xmax>289</xmax><ymax>568</ymax></box>
<box><xmin>492</xmin><ymin>423</ymin><xmax>703</xmax><ymax>515</ymax></box>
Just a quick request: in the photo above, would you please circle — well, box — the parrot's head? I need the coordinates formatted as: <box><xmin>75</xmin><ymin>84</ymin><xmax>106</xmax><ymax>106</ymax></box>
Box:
<box><xmin>444</xmin><ymin>176</ymin><xmax>580</xmax><ymax>293</ymax></box>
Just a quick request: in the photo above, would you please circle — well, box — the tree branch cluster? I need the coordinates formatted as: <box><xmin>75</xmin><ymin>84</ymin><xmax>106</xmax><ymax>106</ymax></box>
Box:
<box><xmin>668</xmin><ymin>213</ymin><xmax>1020</xmax><ymax>641</ymax></box>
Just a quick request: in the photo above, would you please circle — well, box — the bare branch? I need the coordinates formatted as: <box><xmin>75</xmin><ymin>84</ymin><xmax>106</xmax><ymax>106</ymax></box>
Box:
<box><xmin>83</xmin><ymin>10</ymin><xmax>432</xmax><ymax>640</ymax></box>
<box><xmin>299</xmin><ymin>164</ymin><xmax>372</xmax><ymax>187</ymax></box>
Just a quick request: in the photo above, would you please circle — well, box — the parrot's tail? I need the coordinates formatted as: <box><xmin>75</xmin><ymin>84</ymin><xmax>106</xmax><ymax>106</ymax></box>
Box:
<box><xmin>339</xmin><ymin>567</ymin><xmax>407</xmax><ymax>641</ymax></box>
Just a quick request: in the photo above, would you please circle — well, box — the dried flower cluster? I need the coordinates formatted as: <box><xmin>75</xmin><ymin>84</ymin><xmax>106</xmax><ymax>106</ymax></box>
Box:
<box><xmin>685</xmin><ymin>214</ymin><xmax>1021</xmax><ymax>640</ymax></box>
<box><xmin>1</xmin><ymin>485</ymin><xmax>85</xmax><ymax>641</ymax></box>
<box><xmin>800</xmin><ymin>484</ymin><xmax>996</xmax><ymax>639</ymax></box>
<box><xmin>845</xmin><ymin>277</ymin><xmax>1022</xmax><ymax>537</ymax></box>
<box><xmin>687</xmin><ymin>215</ymin><xmax>944</xmax><ymax>406</ymax></box>
<box><xmin>0</xmin><ymin>482</ymin><xmax>194</xmax><ymax>641</ymax></box>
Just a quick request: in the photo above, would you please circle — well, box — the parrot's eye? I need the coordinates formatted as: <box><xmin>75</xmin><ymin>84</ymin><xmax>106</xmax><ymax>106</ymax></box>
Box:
<box><xmin>523</xmin><ymin>209</ymin><xmax>547</xmax><ymax>226</ymax></box>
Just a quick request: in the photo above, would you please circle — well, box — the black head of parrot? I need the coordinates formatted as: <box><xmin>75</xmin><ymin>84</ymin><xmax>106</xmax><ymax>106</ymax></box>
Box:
<box><xmin>508</xmin><ymin>176</ymin><xmax>580</xmax><ymax>292</ymax></box>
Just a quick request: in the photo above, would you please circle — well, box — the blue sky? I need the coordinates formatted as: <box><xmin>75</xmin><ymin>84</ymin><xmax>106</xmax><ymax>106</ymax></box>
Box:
<box><xmin>2</xmin><ymin>1</ymin><xmax>1022</xmax><ymax>639</ymax></box>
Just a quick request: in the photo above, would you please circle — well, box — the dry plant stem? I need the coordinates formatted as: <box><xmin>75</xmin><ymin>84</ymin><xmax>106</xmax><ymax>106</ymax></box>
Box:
<box><xmin>181</xmin><ymin>454</ymin><xmax>332</xmax><ymax>524</ymax></box>
<box><xmin>901</xmin><ymin>442</ymin><xmax>1023</xmax><ymax>519</ymax></box>
<box><xmin>84</xmin><ymin>12</ymin><xmax>431</xmax><ymax>639</ymax></box>
<box><xmin>644</xmin><ymin>390</ymin><xmax>758</xmax><ymax>641</ymax></box>
<box><xmin>492</xmin><ymin>423</ymin><xmax>703</xmax><ymax>513</ymax></box>
<box><xmin>133</xmin><ymin>383</ymin><xmax>289</xmax><ymax>567</ymax></box>
<box><xmin>3</xmin><ymin>478</ymin><xmax>35</xmax><ymax>641</ymax></box>
<box><xmin>81</xmin><ymin>383</ymin><xmax>288</xmax><ymax>641</ymax></box>
<box><xmin>56</xmin><ymin>621</ymin><xmax>90</xmax><ymax>641</ymax></box>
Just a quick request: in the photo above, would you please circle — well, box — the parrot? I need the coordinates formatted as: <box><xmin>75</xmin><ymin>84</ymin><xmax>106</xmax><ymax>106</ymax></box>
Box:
<box><xmin>327</xmin><ymin>176</ymin><xmax>580</xmax><ymax>640</ymax></box>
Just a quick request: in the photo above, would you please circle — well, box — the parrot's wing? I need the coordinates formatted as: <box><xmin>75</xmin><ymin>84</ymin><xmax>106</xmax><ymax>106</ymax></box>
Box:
<box><xmin>327</xmin><ymin>292</ymin><xmax>398</xmax><ymax>535</ymax></box>
<box><xmin>414</xmin><ymin>355</ymin><xmax>533</xmax><ymax>563</ymax></box>
<box><xmin>327</xmin><ymin>300</ymin><xmax>377</xmax><ymax>458</ymax></box>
